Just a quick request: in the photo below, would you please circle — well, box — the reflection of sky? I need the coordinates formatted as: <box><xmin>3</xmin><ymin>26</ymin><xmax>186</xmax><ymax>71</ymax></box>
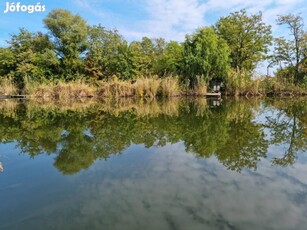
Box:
<box><xmin>1</xmin><ymin>141</ymin><xmax>307</xmax><ymax>230</ymax></box>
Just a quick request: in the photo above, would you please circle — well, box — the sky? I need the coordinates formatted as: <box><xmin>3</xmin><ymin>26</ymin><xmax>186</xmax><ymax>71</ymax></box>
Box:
<box><xmin>0</xmin><ymin>0</ymin><xmax>306</xmax><ymax>72</ymax></box>
<box><xmin>1</xmin><ymin>0</ymin><xmax>306</xmax><ymax>43</ymax></box>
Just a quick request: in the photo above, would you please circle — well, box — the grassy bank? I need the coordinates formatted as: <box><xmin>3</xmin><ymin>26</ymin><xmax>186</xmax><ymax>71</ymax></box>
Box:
<box><xmin>0</xmin><ymin>77</ymin><xmax>18</xmax><ymax>95</ymax></box>
<box><xmin>225</xmin><ymin>70</ymin><xmax>307</xmax><ymax>97</ymax></box>
<box><xmin>23</xmin><ymin>76</ymin><xmax>202</xmax><ymax>99</ymax></box>
<box><xmin>1</xmin><ymin>75</ymin><xmax>306</xmax><ymax>99</ymax></box>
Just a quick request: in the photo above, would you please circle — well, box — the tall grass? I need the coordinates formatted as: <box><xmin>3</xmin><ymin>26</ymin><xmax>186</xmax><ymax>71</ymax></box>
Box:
<box><xmin>160</xmin><ymin>76</ymin><xmax>180</xmax><ymax>97</ymax></box>
<box><xmin>226</xmin><ymin>69</ymin><xmax>264</xmax><ymax>96</ymax></box>
<box><xmin>21</xmin><ymin>73</ymin><xmax>306</xmax><ymax>98</ymax></box>
<box><xmin>0</xmin><ymin>77</ymin><xmax>18</xmax><ymax>95</ymax></box>
<box><xmin>135</xmin><ymin>76</ymin><xmax>161</xmax><ymax>98</ymax></box>
<box><xmin>97</xmin><ymin>76</ymin><xmax>135</xmax><ymax>98</ymax></box>
<box><xmin>23</xmin><ymin>75</ymin><xmax>184</xmax><ymax>99</ymax></box>
<box><xmin>25</xmin><ymin>78</ymin><xmax>95</xmax><ymax>98</ymax></box>
<box><xmin>193</xmin><ymin>76</ymin><xmax>207</xmax><ymax>96</ymax></box>
<box><xmin>260</xmin><ymin>77</ymin><xmax>307</xmax><ymax>96</ymax></box>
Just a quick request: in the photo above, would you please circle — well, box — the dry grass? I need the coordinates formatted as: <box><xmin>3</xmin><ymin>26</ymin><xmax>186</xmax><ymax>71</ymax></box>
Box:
<box><xmin>54</xmin><ymin>81</ymin><xmax>95</xmax><ymax>99</ymax></box>
<box><xmin>194</xmin><ymin>76</ymin><xmax>207</xmax><ymax>96</ymax></box>
<box><xmin>134</xmin><ymin>76</ymin><xmax>161</xmax><ymax>98</ymax></box>
<box><xmin>97</xmin><ymin>76</ymin><xmax>135</xmax><ymax>98</ymax></box>
<box><xmin>100</xmin><ymin>76</ymin><xmax>181</xmax><ymax>98</ymax></box>
<box><xmin>160</xmin><ymin>76</ymin><xmax>181</xmax><ymax>97</ymax></box>
<box><xmin>25</xmin><ymin>78</ymin><xmax>95</xmax><ymax>99</ymax></box>
<box><xmin>226</xmin><ymin>70</ymin><xmax>265</xmax><ymax>96</ymax></box>
<box><xmin>0</xmin><ymin>77</ymin><xmax>18</xmax><ymax>95</ymax></box>
<box><xmin>22</xmin><ymin>75</ymin><xmax>217</xmax><ymax>99</ymax></box>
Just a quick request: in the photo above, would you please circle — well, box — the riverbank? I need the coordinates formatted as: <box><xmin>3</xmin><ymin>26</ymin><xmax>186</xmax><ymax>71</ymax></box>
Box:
<box><xmin>1</xmin><ymin>76</ymin><xmax>208</xmax><ymax>99</ymax></box>
<box><xmin>0</xmin><ymin>76</ymin><xmax>306</xmax><ymax>99</ymax></box>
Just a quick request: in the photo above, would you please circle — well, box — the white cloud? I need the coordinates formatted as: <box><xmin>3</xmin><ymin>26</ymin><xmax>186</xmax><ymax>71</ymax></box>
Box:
<box><xmin>74</xmin><ymin>0</ymin><xmax>111</xmax><ymax>19</ymax></box>
<box><xmin>143</xmin><ymin>0</ymin><xmax>206</xmax><ymax>38</ymax></box>
<box><xmin>74</xmin><ymin>0</ymin><xmax>307</xmax><ymax>41</ymax></box>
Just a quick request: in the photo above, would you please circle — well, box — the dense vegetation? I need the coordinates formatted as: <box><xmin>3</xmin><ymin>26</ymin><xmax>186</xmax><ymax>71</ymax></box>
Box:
<box><xmin>0</xmin><ymin>9</ymin><xmax>306</xmax><ymax>97</ymax></box>
<box><xmin>0</xmin><ymin>98</ymin><xmax>306</xmax><ymax>174</ymax></box>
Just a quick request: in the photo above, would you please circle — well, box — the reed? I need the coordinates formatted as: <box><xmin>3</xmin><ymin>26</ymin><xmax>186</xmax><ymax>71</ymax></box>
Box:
<box><xmin>25</xmin><ymin>78</ymin><xmax>95</xmax><ymax>98</ymax></box>
<box><xmin>134</xmin><ymin>76</ymin><xmax>161</xmax><ymax>98</ymax></box>
<box><xmin>160</xmin><ymin>76</ymin><xmax>180</xmax><ymax>97</ymax></box>
<box><xmin>193</xmin><ymin>76</ymin><xmax>207</xmax><ymax>96</ymax></box>
<box><xmin>97</xmin><ymin>76</ymin><xmax>135</xmax><ymax>98</ymax></box>
<box><xmin>0</xmin><ymin>77</ymin><xmax>18</xmax><ymax>95</ymax></box>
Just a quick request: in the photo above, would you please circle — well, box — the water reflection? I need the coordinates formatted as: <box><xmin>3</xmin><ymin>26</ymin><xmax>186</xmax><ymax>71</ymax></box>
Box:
<box><xmin>0</xmin><ymin>98</ymin><xmax>306</xmax><ymax>174</ymax></box>
<box><xmin>264</xmin><ymin>99</ymin><xmax>307</xmax><ymax>166</ymax></box>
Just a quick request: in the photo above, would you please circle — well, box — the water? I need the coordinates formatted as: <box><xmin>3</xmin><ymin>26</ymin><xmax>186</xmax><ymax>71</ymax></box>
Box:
<box><xmin>0</xmin><ymin>98</ymin><xmax>306</xmax><ymax>230</ymax></box>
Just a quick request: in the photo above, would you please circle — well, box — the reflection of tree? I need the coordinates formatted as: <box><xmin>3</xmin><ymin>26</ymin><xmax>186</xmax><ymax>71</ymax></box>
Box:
<box><xmin>265</xmin><ymin>100</ymin><xmax>307</xmax><ymax>166</ymax></box>
<box><xmin>210</xmin><ymin>100</ymin><xmax>267</xmax><ymax>172</ymax></box>
<box><xmin>0</xmin><ymin>98</ymin><xmax>305</xmax><ymax>174</ymax></box>
<box><xmin>216</xmin><ymin>115</ymin><xmax>267</xmax><ymax>172</ymax></box>
<box><xmin>54</xmin><ymin>129</ymin><xmax>96</xmax><ymax>175</ymax></box>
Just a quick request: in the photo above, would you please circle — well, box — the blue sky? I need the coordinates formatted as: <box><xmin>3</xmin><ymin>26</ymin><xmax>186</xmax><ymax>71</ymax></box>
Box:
<box><xmin>0</xmin><ymin>0</ymin><xmax>306</xmax><ymax>45</ymax></box>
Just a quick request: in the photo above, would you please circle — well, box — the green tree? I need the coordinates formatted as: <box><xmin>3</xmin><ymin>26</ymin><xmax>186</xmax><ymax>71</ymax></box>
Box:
<box><xmin>216</xmin><ymin>9</ymin><xmax>272</xmax><ymax>72</ymax></box>
<box><xmin>274</xmin><ymin>14</ymin><xmax>307</xmax><ymax>85</ymax></box>
<box><xmin>44</xmin><ymin>9</ymin><xmax>88</xmax><ymax>79</ymax></box>
<box><xmin>2</xmin><ymin>28</ymin><xmax>58</xmax><ymax>89</ymax></box>
<box><xmin>155</xmin><ymin>41</ymin><xmax>183</xmax><ymax>76</ymax></box>
<box><xmin>181</xmin><ymin>27</ymin><xmax>230</xmax><ymax>87</ymax></box>
<box><xmin>128</xmin><ymin>37</ymin><xmax>155</xmax><ymax>78</ymax></box>
<box><xmin>0</xmin><ymin>48</ymin><xmax>15</xmax><ymax>77</ymax></box>
<box><xmin>86</xmin><ymin>25</ymin><xmax>130</xmax><ymax>81</ymax></box>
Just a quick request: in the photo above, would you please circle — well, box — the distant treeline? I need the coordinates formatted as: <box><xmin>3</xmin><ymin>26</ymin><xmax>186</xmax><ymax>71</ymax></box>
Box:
<box><xmin>0</xmin><ymin>9</ymin><xmax>306</xmax><ymax>97</ymax></box>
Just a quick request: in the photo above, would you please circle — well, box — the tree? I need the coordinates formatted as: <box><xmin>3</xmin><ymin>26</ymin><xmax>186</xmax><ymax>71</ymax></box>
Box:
<box><xmin>2</xmin><ymin>28</ymin><xmax>58</xmax><ymax>89</ymax></box>
<box><xmin>155</xmin><ymin>41</ymin><xmax>183</xmax><ymax>76</ymax></box>
<box><xmin>44</xmin><ymin>9</ymin><xmax>88</xmax><ymax>78</ymax></box>
<box><xmin>274</xmin><ymin>14</ymin><xmax>307</xmax><ymax>84</ymax></box>
<box><xmin>0</xmin><ymin>48</ymin><xmax>15</xmax><ymax>77</ymax></box>
<box><xmin>215</xmin><ymin>9</ymin><xmax>272</xmax><ymax>72</ymax></box>
<box><xmin>181</xmin><ymin>27</ymin><xmax>230</xmax><ymax>87</ymax></box>
<box><xmin>128</xmin><ymin>37</ymin><xmax>156</xmax><ymax>78</ymax></box>
<box><xmin>86</xmin><ymin>25</ymin><xmax>130</xmax><ymax>81</ymax></box>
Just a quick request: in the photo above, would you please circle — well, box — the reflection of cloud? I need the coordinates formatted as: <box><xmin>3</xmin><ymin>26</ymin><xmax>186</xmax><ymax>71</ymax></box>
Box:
<box><xmin>14</xmin><ymin>143</ymin><xmax>307</xmax><ymax>230</ymax></box>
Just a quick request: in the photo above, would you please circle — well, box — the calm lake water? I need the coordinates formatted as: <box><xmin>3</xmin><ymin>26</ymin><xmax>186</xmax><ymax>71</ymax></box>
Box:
<box><xmin>0</xmin><ymin>98</ymin><xmax>306</xmax><ymax>230</ymax></box>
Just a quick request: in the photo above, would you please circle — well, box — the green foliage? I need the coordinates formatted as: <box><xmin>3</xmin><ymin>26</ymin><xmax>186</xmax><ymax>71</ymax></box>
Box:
<box><xmin>1</xmin><ymin>29</ymin><xmax>59</xmax><ymax>90</ymax></box>
<box><xmin>181</xmin><ymin>27</ymin><xmax>230</xmax><ymax>87</ymax></box>
<box><xmin>44</xmin><ymin>9</ymin><xmax>88</xmax><ymax>78</ymax></box>
<box><xmin>128</xmin><ymin>37</ymin><xmax>157</xmax><ymax>78</ymax></box>
<box><xmin>86</xmin><ymin>25</ymin><xmax>130</xmax><ymax>81</ymax></box>
<box><xmin>274</xmin><ymin>14</ymin><xmax>307</xmax><ymax>85</ymax></box>
<box><xmin>216</xmin><ymin>9</ymin><xmax>272</xmax><ymax>71</ymax></box>
<box><xmin>0</xmin><ymin>48</ymin><xmax>15</xmax><ymax>76</ymax></box>
<box><xmin>155</xmin><ymin>41</ymin><xmax>183</xmax><ymax>76</ymax></box>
